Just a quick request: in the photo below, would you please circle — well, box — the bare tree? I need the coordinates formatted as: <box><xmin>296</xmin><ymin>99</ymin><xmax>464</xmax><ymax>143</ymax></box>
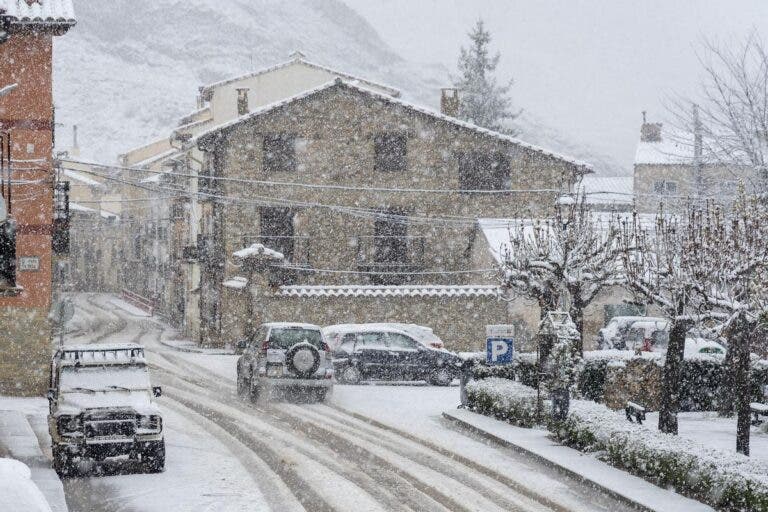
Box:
<box><xmin>620</xmin><ymin>197</ymin><xmax>768</xmax><ymax>446</ymax></box>
<box><xmin>667</xmin><ymin>33</ymin><xmax>768</xmax><ymax>194</ymax></box>
<box><xmin>499</xmin><ymin>193</ymin><xmax>623</xmax><ymax>355</ymax></box>
<box><xmin>682</xmin><ymin>196</ymin><xmax>768</xmax><ymax>455</ymax></box>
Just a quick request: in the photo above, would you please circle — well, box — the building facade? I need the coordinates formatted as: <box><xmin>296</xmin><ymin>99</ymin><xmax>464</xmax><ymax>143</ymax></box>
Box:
<box><xmin>634</xmin><ymin>115</ymin><xmax>756</xmax><ymax>213</ymax></box>
<box><xmin>0</xmin><ymin>0</ymin><xmax>75</xmax><ymax>395</ymax></box>
<box><xmin>192</xmin><ymin>79</ymin><xmax>590</xmax><ymax>349</ymax></box>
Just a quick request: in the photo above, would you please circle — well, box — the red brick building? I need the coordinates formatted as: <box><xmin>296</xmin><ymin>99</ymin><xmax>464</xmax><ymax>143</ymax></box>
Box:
<box><xmin>0</xmin><ymin>0</ymin><xmax>75</xmax><ymax>395</ymax></box>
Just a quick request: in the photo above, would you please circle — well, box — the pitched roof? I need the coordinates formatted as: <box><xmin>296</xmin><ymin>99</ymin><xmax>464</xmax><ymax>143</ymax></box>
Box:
<box><xmin>0</xmin><ymin>0</ymin><xmax>75</xmax><ymax>26</ymax></box>
<box><xmin>577</xmin><ymin>176</ymin><xmax>633</xmax><ymax>205</ymax></box>
<box><xmin>635</xmin><ymin>129</ymin><xmax>694</xmax><ymax>166</ymax></box>
<box><xmin>194</xmin><ymin>79</ymin><xmax>593</xmax><ymax>172</ymax></box>
<box><xmin>198</xmin><ymin>54</ymin><xmax>401</xmax><ymax>101</ymax></box>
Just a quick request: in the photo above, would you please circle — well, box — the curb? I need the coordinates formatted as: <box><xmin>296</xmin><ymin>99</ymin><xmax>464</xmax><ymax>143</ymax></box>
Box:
<box><xmin>157</xmin><ymin>338</ymin><xmax>234</xmax><ymax>355</ymax></box>
<box><xmin>442</xmin><ymin>410</ymin><xmax>655</xmax><ymax>512</ymax></box>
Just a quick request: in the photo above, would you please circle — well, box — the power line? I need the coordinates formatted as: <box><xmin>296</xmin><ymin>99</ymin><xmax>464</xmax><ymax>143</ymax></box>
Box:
<box><xmin>63</xmin><ymin>158</ymin><xmax>567</xmax><ymax>195</ymax></box>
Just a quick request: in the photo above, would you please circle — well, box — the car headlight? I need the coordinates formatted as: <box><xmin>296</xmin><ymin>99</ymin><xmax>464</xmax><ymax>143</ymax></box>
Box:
<box><xmin>137</xmin><ymin>415</ymin><xmax>162</xmax><ymax>431</ymax></box>
<box><xmin>57</xmin><ymin>415</ymin><xmax>82</xmax><ymax>434</ymax></box>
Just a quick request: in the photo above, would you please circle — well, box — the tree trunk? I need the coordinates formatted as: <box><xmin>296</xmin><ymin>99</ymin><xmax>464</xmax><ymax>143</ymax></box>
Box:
<box><xmin>658</xmin><ymin>319</ymin><xmax>688</xmax><ymax>434</ymax></box>
<box><xmin>731</xmin><ymin>314</ymin><xmax>752</xmax><ymax>456</ymax></box>
<box><xmin>569</xmin><ymin>299</ymin><xmax>585</xmax><ymax>356</ymax></box>
<box><xmin>718</xmin><ymin>341</ymin><xmax>736</xmax><ymax>417</ymax></box>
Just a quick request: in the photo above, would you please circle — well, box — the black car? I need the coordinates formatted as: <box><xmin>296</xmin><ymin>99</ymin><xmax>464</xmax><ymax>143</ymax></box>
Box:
<box><xmin>332</xmin><ymin>328</ymin><xmax>461</xmax><ymax>386</ymax></box>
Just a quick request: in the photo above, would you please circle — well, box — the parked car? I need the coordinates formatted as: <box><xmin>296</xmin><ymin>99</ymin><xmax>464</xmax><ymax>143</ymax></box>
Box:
<box><xmin>630</xmin><ymin>326</ymin><xmax>727</xmax><ymax>358</ymax></box>
<box><xmin>47</xmin><ymin>343</ymin><xmax>165</xmax><ymax>477</ymax></box>
<box><xmin>331</xmin><ymin>325</ymin><xmax>462</xmax><ymax>385</ymax></box>
<box><xmin>323</xmin><ymin>323</ymin><xmax>446</xmax><ymax>350</ymax></box>
<box><xmin>596</xmin><ymin>316</ymin><xmax>668</xmax><ymax>349</ymax></box>
<box><xmin>624</xmin><ymin>319</ymin><xmax>671</xmax><ymax>351</ymax></box>
<box><xmin>237</xmin><ymin>322</ymin><xmax>334</xmax><ymax>402</ymax></box>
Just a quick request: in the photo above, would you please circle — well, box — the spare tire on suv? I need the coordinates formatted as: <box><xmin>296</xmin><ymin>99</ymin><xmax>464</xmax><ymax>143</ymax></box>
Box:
<box><xmin>286</xmin><ymin>342</ymin><xmax>321</xmax><ymax>377</ymax></box>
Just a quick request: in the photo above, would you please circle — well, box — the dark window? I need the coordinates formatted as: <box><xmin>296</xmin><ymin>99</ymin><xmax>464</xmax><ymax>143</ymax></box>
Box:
<box><xmin>374</xmin><ymin>208</ymin><xmax>408</xmax><ymax>267</ymax></box>
<box><xmin>374</xmin><ymin>133</ymin><xmax>407</xmax><ymax>172</ymax></box>
<box><xmin>458</xmin><ymin>151</ymin><xmax>510</xmax><ymax>191</ymax></box>
<box><xmin>0</xmin><ymin>218</ymin><xmax>16</xmax><ymax>287</ymax></box>
<box><xmin>263</xmin><ymin>133</ymin><xmax>296</xmax><ymax>173</ymax></box>
<box><xmin>268</xmin><ymin>327</ymin><xmax>323</xmax><ymax>349</ymax></box>
<box><xmin>259</xmin><ymin>207</ymin><xmax>294</xmax><ymax>261</ymax></box>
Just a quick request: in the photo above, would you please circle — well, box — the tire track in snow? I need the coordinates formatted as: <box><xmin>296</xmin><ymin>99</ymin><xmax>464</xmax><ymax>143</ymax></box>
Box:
<box><xmin>145</xmin><ymin>349</ymin><xmax>551</xmax><ymax>512</ymax></box>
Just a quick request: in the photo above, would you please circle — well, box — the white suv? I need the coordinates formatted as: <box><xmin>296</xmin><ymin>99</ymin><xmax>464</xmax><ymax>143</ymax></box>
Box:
<box><xmin>236</xmin><ymin>323</ymin><xmax>334</xmax><ymax>402</ymax></box>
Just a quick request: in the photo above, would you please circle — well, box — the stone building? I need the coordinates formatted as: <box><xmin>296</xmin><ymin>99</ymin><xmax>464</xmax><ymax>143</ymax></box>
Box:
<box><xmin>633</xmin><ymin>114</ymin><xmax>756</xmax><ymax>213</ymax></box>
<box><xmin>0</xmin><ymin>0</ymin><xmax>75</xmax><ymax>395</ymax></box>
<box><xmin>115</xmin><ymin>52</ymin><xmax>409</xmax><ymax>339</ymax></box>
<box><xmin>190</xmin><ymin>79</ymin><xmax>591</xmax><ymax>350</ymax></box>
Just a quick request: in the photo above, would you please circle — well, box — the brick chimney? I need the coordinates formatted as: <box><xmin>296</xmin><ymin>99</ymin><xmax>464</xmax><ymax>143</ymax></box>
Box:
<box><xmin>236</xmin><ymin>88</ymin><xmax>249</xmax><ymax>116</ymax></box>
<box><xmin>640</xmin><ymin>111</ymin><xmax>662</xmax><ymax>142</ymax></box>
<box><xmin>440</xmin><ymin>88</ymin><xmax>459</xmax><ymax>117</ymax></box>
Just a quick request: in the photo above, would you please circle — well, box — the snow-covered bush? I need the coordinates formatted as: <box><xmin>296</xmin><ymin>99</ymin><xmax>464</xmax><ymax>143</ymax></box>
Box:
<box><xmin>556</xmin><ymin>400</ymin><xmax>768</xmax><ymax>511</ymax></box>
<box><xmin>466</xmin><ymin>378</ymin><xmax>768</xmax><ymax>511</ymax></box>
<box><xmin>465</xmin><ymin>377</ymin><xmax>544</xmax><ymax>427</ymax></box>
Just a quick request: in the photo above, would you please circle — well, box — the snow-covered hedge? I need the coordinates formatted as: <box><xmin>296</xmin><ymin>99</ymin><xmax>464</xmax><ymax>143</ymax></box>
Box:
<box><xmin>484</xmin><ymin>350</ymin><xmax>768</xmax><ymax>411</ymax></box>
<box><xmin>465</xmin><ymin>377</ymin><xmax>544</xmax><ymax>427</ymax></box>
<box><xmin>466</xmin><ymin>377</ymin><xmax>768</xmax><ymax>511</ymax></box>
<box><xmin>556</xmin><ymin>401</ymin><xmax>768</xmax><ymax>512</ymax></box>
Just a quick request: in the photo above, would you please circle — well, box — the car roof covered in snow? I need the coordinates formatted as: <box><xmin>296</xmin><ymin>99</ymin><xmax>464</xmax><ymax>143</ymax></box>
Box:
<box><xmin>323</xmin><ymin>323</ymin><xmax>415</xmax><ymax>336</ymax></box>
<box><xmin>264</xmin><ymin>322</ymin><xmax>321</xmax><ymax>330</ymax></box>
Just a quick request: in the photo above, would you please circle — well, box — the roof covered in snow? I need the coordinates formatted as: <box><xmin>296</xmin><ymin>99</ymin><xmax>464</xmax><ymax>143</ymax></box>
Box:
<box><xmin>577</xmin><ymin>176</ymin><xmax>633</xmax><ymax>205</ymax></box>
<box><xmin>233</xmin><ymin>243</ymin><xmax>285</xmax><ymax>261</ymax></box>
<box><xmin>198</xmin><ymin>53</ymin><xmax>401</xmax><ymax>100</ymax></box>
<box><xmin>635</xmin><ymin>128</ymin><xmax>695</xmax><ymax>166</ymax></box>
<box><xmin>278</xmin><ymin>284</ymin><xmax>500</xmax><ymax>298</ymax></box>
<box><xmin>0</xmin><ymin>0</ymin><xmax>76</xmax><ymax>26</ymax></box>
<box><xmin>63</xmin><ymin>169</ymin><xmax>105</xmax><ymax>189</ymax></box>
<box><xmin>69</xmin><ymin>201</ymin><xmax>119</xmax><ymax>220</ymax></box>
<box><xmin>479</xmin><ymin>213</ymin><xmax>657</xmax><ymax>264</ymax></box>
<box><xmin>195</xmin><ymin>79</ymin><xmax>592</xmax><ymax>172</ymax></box>
<box><xmin>223</xmin><ymin>276</ymin><xmax>248</xmax><ymax>289</ymax></box>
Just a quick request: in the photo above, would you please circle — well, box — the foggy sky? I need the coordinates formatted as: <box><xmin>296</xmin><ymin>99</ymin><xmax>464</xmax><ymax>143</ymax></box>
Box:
<box><xmin>342</xmin><ymin>0</ymin><xmax>767</xmax><ymax>173</ymax></box>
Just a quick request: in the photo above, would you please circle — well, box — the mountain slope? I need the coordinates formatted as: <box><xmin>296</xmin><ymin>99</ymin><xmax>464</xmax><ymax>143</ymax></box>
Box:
<box><xmin>53</xmin><ymin>0</ymin><xmax>621</xmax><ymax>173</ymax></box>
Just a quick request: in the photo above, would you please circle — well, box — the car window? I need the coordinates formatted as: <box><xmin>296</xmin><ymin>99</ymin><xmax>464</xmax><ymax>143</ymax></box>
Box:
<box><xmin>339</xmin><ymin>334</ymin><xmax>356</xmax><ymax>352</ymax></box>
<box><xmin>356</xmin><ymin>332</ymin><xmax>387</xmax><ymax>349</ymax></box>
<box><xmin>268</xmin><ymin>328</ymin><xmax>323</xmax><ymax>349</ymax></box>
<box><xmin>387</xmin><ymin>333</ymin><xmax>418</xmax><ymax>349</ymax></box>
<box><xmin>700</xmin><ymin>347</ymin><xmax>723</xmax><ymax>354</ymax></box>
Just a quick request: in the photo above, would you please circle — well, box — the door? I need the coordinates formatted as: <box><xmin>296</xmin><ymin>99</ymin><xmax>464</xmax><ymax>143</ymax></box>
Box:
<box><xmin>260</xmin><ymin>207</ymin><xmax>294</xmax><ymax>261</ymax></box>
<box><xmin>354</xmin><ymin>332</ymin><xmax>390</xmax><ymax>379</ymax></box>
<box><xmin>384</xmin><ymin>332</ymin><xmax>421</xmax><ymax>380</ymax></box>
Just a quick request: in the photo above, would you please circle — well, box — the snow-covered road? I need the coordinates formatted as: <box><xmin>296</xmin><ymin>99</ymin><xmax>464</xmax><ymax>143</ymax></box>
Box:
<box><xmin>60</xmin><ymin>293</ymin><xmax>635</xmax><ymax>512</ymax></box>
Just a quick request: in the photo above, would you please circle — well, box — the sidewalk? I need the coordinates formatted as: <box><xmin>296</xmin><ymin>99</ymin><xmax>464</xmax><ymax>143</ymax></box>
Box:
<box><xmin>443</xmin><ymin>408</ymin><xmax>714</xmax><ymax>512</ymax></box>
<box><xmin>0</xmin><ymin>399</ymin><xmax>68</xmax><ymax>512</ymax></box>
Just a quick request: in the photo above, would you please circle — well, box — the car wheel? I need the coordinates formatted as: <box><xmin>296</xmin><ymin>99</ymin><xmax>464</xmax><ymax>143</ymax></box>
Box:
<box><xmin>142</xmin><ymin>441</ymin><xmax>165</xmax><ymax>473</ymax></box>
<box><xmin>340</xmin><ymin>365</ymin><xmax>361</xmax><ymax>384</ymax></box>
<box><xmin>429</xmin><ymin>367</ymin><xmax>453</xmax><ymax>386</ymax></box>
<box><xmin>249</xmin><ymin>380</ymin><xmax>261</xmax><ymax>402</ymax></box>
<box><xmin>237</xmin><ymin>374</ymin><xmax>249</xmax><ymax>397</ymax></box>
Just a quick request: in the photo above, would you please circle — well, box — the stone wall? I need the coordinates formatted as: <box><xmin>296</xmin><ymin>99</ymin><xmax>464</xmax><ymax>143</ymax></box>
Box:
<box><xmin>0</xmin><ymin>307</ymin><xmax>51</xmax><ymax>396</ymax></box>
<box><xmin>257</xmin><ymin>292</ymin><xmax>512</xmax><ymax>352</ymax></box>
<box><xmin>603</xmin><ymin>358</ymin><xmax>663</xmax><ymax>411</ymax></box>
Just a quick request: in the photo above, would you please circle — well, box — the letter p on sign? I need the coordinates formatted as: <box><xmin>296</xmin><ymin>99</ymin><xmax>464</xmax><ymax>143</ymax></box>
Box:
<box><xmin>486</xmin><ymin>325</ymin><xmax>515</xmax><ymax>365</ymax></box>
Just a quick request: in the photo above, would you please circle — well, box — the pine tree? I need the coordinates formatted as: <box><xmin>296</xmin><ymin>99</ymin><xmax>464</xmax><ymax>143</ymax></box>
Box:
<box><xmin>454</xmin><ymin>20</ymin><xmax>520</xmax><ymax>134</ymax></box>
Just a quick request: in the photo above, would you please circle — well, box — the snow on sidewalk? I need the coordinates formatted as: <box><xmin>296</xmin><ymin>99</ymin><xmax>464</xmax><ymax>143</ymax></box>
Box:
<box><xmin>0</xmin><ymin>398</ymin><xmax>68</xmax><ymax>512</ymax></box>
<box><xmin>443</xmin><ymin>408</ymin><xmax>715</xmax><ymax>512</ymax></box>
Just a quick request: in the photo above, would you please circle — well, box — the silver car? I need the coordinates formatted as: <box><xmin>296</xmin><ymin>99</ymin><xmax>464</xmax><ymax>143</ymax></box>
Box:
<box><xmin>237</xmin><ymin>322</ymin><xmax>334</xmax><ymax>402</ymax></box>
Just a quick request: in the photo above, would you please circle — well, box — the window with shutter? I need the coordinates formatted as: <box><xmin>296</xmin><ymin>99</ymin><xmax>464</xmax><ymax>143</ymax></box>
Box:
<box><xmin>374</xmin><ymin>133</ymin><xmax>407</xmax><ymax>172</ymax></box>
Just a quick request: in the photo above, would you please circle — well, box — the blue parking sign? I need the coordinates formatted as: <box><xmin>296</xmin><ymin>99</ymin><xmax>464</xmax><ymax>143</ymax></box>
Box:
<box><xmin>486</xmin><ymin>338</ymin><xmax>514</xmax><ymax>365</ymax></box>
<box><xmin>486</xmin><ymin>325</ymin><xmax>515</xmax><ymax>365</ymax></box>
